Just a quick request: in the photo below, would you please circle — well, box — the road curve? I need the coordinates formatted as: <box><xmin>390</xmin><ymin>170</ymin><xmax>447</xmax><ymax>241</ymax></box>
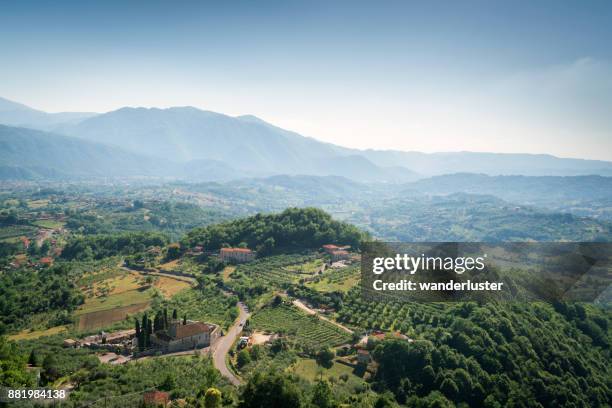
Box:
<box><xmin>212</xmin><ymin>302</ymin><xmax>250</xmax><ymax>386</ymax></box>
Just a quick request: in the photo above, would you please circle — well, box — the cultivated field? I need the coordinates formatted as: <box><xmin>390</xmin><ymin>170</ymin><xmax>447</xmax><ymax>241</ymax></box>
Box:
<box><xmin>76</xmin><ymin>270</ymin><xmax>191</xmax><ymax>330</ymax></box>
<box><xmin>249</xmin><ymin>303</ymin><xmax>352</xmax><ymax>349</ymax></box>
<box><xmin>306</xmin><ymin>264</ymin><xmax>360</xmax><ymax>293</ymax></box>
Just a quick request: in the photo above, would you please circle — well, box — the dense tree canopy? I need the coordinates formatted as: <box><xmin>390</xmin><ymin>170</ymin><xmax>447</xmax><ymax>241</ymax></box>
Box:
<box><xmin>0</xmin><ymin>263</ymin><xmax>84</xmax><ymax>333</ymax></box>
<box><xmin>61</xmin><ymin>231</ymin><xmax>169</xmax><ymax>260</ymax></box>
<box><xmin>182</xmin><ymin>207</ymin><xmax>366</xmax><ymax>253</ymax></box>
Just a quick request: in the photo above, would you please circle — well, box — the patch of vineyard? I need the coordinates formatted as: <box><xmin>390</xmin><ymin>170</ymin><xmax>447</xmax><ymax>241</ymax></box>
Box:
<box><xmin>336</xmin><ymin>288</ymin><xmax>449</xmax><ymax>335</ymax></box>
<box><xmin>250</xmin><ymin>303</ymin><xmax>352</xmax><ymax>349</ymax></box>
<box><xmin>228</xmin><ymin>253</ymin><xmax>321</xmax><ymax>290</ymax></box>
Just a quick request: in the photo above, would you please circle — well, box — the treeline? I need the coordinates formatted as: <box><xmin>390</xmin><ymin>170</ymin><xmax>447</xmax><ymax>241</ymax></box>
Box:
<box><xmin>182</xmin><ymin>207</ymin><xmax>366</xmax><ymax>254</ymax></box>
<box><xmin>0</xmin><ymin>263</ymin><xmax>84</xmax><ymax>334</ymax></box>
<box><xmin>60</xmin><ymin>231</ymin><xmax>169</xmax><ymax>260</ymax></box>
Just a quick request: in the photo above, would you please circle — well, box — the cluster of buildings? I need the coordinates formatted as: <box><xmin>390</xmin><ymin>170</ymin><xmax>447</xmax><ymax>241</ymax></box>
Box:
<box><xmin>63</xmin><ymin>329</ymin><xmax>136</xmax><ymax>354</ymax></box>
<box><xmin>63</xmin><ymin>318</ymin><xmax>220</xmax><ymax>360</ymax></box>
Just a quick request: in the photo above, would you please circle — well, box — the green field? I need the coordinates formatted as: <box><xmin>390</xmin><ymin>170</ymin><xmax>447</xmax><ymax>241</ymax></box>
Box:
<box><xmin>32</xmin><ymin>219</ymin><xmax>65</xmax><ymax>229</ymax></box>
<box><xmin>0</xmin><ymin>225</ymin><xmax>36</xmax><ymax>241</ymax></box>
<box><xmin>249</xmin><ymin>303</ymin><xmax>352</xmax><ymax>349</ymax></box>
<box><xmin>226</xmin><ymin>254</ymin><xmax>326</xmax><ymax>305</ymax></box>
<box><xmin>161</xmin><ymin>288</ymin><xmax>239</xmax><ymax>329</ymax></box>
<box><xmin>306</xmin><ymin>264</ymin><xmax>360</xmax><ymax>293</ymax></box>
<box><xmin>290</xmin><ymin>358</ymin><xmax>362</xmax><ymax>382</ymax></box>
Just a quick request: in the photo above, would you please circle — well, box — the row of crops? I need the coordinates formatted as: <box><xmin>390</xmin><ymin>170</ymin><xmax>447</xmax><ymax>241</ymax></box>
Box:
<box><xmin>227</xmin><ymin>253</ymin><xmax>322</xmax><ymax>294</ymax></box>
<box><xmin>336</xmin><ymin>287</ymin><xmax>451</xmax><ymax>335</ymax></box>
<box><xmin>249</xmin><ymin>303</ymin><xmax>352</xmax><ymax>349</ymax></box>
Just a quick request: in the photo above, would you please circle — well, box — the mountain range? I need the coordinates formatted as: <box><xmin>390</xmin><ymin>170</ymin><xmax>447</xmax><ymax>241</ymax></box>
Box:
<box><xmin>1</xmin><ymin>96</ymin><xmax>612</xmax><ymax>181</ymax></box>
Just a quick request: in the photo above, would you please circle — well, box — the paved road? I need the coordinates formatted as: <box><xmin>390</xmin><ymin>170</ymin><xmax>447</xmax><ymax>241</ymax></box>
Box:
<box><xmin>292</xmin><ymin>299</ymin><xmax>354</xmax><ymax>334</ymax></box>
<box><xmin>212</xmin><ymin>301</ymin><xmax>250</xmax><ymax>386</ymax></box>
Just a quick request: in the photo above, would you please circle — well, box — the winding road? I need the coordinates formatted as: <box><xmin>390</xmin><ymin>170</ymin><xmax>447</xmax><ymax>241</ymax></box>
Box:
<box><xmin>211</xmin><ymin>301</ymin><xmax>250</xmax><ymax>386</ymax></box>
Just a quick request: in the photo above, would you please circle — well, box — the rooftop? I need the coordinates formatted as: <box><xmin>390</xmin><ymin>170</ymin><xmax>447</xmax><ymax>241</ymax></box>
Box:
<box><xmin>221</xmin><ymin>247</ymin><xmax>252</xmax><ymax>253</ymax></box>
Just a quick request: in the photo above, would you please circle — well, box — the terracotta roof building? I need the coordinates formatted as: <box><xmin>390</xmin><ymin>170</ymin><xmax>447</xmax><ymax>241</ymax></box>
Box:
<box><xmin>151</xmin><ymin>320</ymin><xmax>220</xmax><ymax>353</ymax></box>
<box><xmin>220</xmin><ymin>247</ymin><xmax>255</xmax><ymax>263</ymax></box>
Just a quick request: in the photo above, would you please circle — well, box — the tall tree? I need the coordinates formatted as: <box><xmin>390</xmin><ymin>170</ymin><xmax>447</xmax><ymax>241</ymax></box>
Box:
<box><xmin>311</xmin><ymin>380</ymin><xmax>334</xmax><ymax>408</ymax></box>
<box><xmin>204</xmin><ymin>387</ymin><xmax>222</xmax><ymax>408</ymax></box>
<box><xmin>239</xmin><ymin>372</ymin><xmax>302</xmax><ymax>408</ymax></box>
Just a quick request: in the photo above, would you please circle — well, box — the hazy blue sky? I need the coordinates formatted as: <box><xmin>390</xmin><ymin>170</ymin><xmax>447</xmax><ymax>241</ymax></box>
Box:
<box><xmin>1</xmin><ymin>1</ymin><xmax>611</xmax><ymax>160</ymax></box>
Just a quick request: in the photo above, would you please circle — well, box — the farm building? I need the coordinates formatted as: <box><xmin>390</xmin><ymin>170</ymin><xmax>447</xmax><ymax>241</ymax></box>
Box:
<box><xmin>151</xmin><ymin>320</ymin><xmax>220</xmax><ymax>353</ymax></box>
<box><xmin>220</xmin><ymin>247</ymin><xmax>255</xmax><ymax>263</ymax></box>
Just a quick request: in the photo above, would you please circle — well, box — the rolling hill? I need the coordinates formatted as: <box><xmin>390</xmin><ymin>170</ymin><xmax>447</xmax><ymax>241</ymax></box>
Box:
<box><xmin>403</xmin><ymin>173</ymin><xmax>612</xmax><ymax>220</ymax></box>
<box><xmin>0</xmin><ymin>125</ymin><xmax>167</xmax><ymax>179</ymax></box>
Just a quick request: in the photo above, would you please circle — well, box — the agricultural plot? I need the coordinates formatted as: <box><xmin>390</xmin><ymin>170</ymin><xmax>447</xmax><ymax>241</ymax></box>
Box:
<box><xmin>0</xmin><ymin>224</ymin><xmax>36</xmax><ymax>241</ymax></box>
<box><xmin>227</xmin><ymin>253</ymin><xmax>322</xmax><ymax>289</ymax></box>
<box><xmin>306</xmin><ymin>264</ymin><xmax>360</xmax><ymax>293</ymax></box>
<box><xmin>9</xmin><ymin>325</ymin><xmax>69</xmax><ymax>341</ymax></box>
<box><xmin>76</xmin><ymin>268</ymin><xmax>192</xmax><ymax>330</ymax></box>
<box><xmin>336</xmin><ymin>287</ymin><xmax>448</xmax><ymax>335</ymax></box>
<box><xmin>27</xmin><ymin>199</ymin><xmax>49</xmax><ymax>209</ymax></box>
<box><xmin>31</xmin><ymin>219</ymin><xmax>65</xmax><ymax>229</ymax></box>
<box><xmin>161</xmin><ymin>288</ymin><xmax>238</xmax><ymax>329</ymax></box>
<box><xmin>289</xmin><ymin>358</ymin><xmax>363</xmax><ymax>382</ymax></box>
<box><xmin>249</xmin><ymin>303</ymin><xmax>352</xmax><ymax>349</ymax></box>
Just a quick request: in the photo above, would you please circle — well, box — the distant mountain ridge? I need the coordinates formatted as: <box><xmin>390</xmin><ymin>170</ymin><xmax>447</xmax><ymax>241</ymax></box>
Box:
<box><xmin>0</xmin><ymin>125</ymin><xmax>173</xmax><ymax>179</ymax></box>
<box><xmin>0</xmin><ymin>96</ymin><xmax>96</xmax><ymax>130</ymax></box>
<box><xmin>56</xmin><ymin>105</ymin><xmax>418</xmax><ymax>182</ymax></box>
<box><xmin>1</xmin><ymin>96</ymin><xmax>612</xmax><ymax>181</ymax></box>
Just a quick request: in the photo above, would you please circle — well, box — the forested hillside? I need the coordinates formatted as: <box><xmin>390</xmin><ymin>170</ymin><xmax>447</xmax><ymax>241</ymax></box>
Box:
<box><xmin>182</xmin><ymin>207</ymin><xmax>366</xmax><ymax>254</ymax></box>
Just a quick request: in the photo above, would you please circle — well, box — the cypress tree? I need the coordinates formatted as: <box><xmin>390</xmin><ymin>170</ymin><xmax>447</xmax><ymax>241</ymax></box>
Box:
<box><xmin>142</xmin><ymin>313</ymin><xmax>150</xmax><ymax>348</ymax></box>
<box><xmin>137</xmin><ymin>319</ymin><xmax>144</xmax><ymax>351</ymax></box>
<box><xmin>28</xmin><ymin>349</ymin><xmax>38</xmax><ymax>366</ymax></box>
<box><xmin>154</xmin><ymin>312</ymin><xmax>162</xmax><ymax>332</ymax></box>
